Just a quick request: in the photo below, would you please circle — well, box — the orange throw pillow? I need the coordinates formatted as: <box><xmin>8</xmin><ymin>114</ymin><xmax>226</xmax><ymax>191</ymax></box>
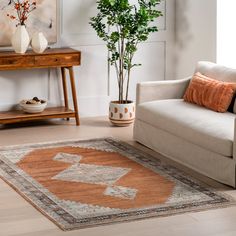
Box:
<box><xmin>183</xmin><ymin>72</ymin><xmax>236</xmax><ymax>112</ymax></box>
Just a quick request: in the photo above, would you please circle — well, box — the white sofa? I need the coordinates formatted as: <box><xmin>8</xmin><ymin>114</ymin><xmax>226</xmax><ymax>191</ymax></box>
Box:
<box><xmin>134</xmin><ymin>61</ymin><xmax>236</xmax><ymax>187</ymax></box>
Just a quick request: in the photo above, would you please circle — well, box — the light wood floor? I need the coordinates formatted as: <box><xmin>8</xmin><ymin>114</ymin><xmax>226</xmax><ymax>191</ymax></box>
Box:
<box><xmin>1</xmin><ymin>117</ymin><xmax>236</xmax><ymax>236</ymax></box>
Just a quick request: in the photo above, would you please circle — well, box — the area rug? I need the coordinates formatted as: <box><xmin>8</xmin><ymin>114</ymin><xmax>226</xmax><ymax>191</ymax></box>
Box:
<box><xmin>0</xmin><ymin>138</ymin><xmax>235</xmax><ymax>231</ymax></box>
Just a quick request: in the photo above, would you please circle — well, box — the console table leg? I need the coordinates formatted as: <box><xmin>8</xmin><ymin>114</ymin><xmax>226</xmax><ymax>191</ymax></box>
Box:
<box><xmin>68</xmin><ymin>67</ymin><xmax>80</xmax><ymax>126</ymax></box>
<box><xmin>61</xmin><ymin>67</ymin><xmax>70</xmax><ymax>121</ymax></box>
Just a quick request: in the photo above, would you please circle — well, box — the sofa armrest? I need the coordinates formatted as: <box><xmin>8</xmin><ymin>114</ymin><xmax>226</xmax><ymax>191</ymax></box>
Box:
<box><xmin>136</xmin><ymin>77</ymin><xmax>191</xmax><ymax>105</ymax></box>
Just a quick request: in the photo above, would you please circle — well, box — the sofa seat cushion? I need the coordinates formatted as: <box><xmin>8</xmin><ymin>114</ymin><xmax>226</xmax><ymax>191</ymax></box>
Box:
<box><xmin>136</xmin><ymin>99</ymin><xmax>236</xmax><ymax>157</ymax></box>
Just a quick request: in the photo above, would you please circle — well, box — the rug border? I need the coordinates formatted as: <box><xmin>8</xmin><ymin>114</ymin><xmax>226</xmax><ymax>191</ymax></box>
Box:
<box><xmin>1</xmin><ymin>173</ymin><xmax>235</xmax><ymax>231</ymax></box>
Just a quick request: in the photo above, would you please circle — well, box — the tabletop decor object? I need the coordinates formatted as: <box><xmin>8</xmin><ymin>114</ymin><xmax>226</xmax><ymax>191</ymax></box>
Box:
<box><xmin>7</xmin><ymin>0</ymin><xmax>37</xmax><ymax>53</ymax></box>
<box><xmin>31</xmin><ymin>32</ymin><xmax>48</xmax><ymax>53</ymax></box>
<box><xmin>20</xmin><ymin>97</ymin><xmax>47</xmax><ymax>113</ymax></box>
<box><xmin>11</xmin><ymin>25</ymin><xmax>30</xmax><ymax>54</ymax></box>
<box><xmin>90</xmin><ymin>0</ymin><xmax>162</xmax><ymax>126</ymax></box>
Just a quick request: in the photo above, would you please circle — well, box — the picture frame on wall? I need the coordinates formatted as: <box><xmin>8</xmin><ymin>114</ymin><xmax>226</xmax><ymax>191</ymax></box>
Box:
<box><xmin>0</xmin><ymin>0</ymin><xmax>57</xmax><ymax>46</ymax></box>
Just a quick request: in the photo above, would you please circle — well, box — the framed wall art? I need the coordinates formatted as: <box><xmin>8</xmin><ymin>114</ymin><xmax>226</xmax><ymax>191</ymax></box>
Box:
<box><xmin>0</xmin><ymin>0</ymin><xmax>57</xmax><ymax>46</ymax></box>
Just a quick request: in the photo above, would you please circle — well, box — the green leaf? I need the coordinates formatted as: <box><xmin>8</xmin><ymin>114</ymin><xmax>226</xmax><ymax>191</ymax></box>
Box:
<box><xmin>108</xmin><ymin>0</ymin><xmax>116</xmax><ymax>6</ymax></box>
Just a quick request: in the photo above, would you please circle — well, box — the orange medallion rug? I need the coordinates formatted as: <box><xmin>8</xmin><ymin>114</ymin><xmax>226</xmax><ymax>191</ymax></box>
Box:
<box><xmin>0</xmin><ymin>138</ymin><xmax>235</xmax><ymax>230</ymax></box>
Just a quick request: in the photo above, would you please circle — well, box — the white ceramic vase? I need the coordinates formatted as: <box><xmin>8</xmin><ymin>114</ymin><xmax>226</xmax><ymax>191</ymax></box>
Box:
<box><xmin>11</xmin><ymin>25</ymin><xmax>30</xmax><ymax>54</ymax></box>
<box><xmin>31</xmin><ymin>32</ymin><xmax>48</xmax><ymax>54</ymax></box>
<box><xmin>109</xmin><ymin>101</ymin><xmax>135</xmax><ymax>127</ymax></box>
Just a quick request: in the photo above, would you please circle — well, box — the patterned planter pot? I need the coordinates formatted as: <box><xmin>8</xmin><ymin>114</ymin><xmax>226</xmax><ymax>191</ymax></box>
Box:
<box><xmin>109</xmin><ymin>101</ymin><xmax>135</xmax><ymax>127</ymax></box>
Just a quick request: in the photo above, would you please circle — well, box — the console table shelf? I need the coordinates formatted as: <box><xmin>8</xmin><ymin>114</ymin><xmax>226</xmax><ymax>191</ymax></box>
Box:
<box><xmin>0</xmin><ymin>107</ymin><xmax>75</xmax><ymax>124</ymax></box>
<box><xmin>0</xmin><ymin>48</ymin><xmax>81</xmax><ymax>126</ymax></box>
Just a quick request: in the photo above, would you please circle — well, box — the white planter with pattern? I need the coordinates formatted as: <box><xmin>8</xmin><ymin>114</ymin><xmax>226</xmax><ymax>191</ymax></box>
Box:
<box><xmin>109</xmin><ymin>101</ymin><xmax>135</xmax><ymax>127</ymax></box>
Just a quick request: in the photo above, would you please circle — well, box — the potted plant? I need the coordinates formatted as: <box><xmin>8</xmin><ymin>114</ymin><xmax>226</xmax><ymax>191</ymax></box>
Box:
<box><xmin>90</xmin><ymin>0</ymin><xmax>162</xmax><ymax>126</ymax></box>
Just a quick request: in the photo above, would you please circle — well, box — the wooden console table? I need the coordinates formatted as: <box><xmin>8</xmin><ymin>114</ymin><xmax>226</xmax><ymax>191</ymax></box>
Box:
<box><xmin>0</xmin><ymin>48</ymin><xmax>81</xmax><ymax>126</ymax></box>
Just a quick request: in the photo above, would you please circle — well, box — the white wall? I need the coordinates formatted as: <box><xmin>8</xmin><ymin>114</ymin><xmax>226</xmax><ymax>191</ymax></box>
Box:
<box><xmin>217</xmin><ymin>0</ymin><xmax>236</xmax><ymax>68</ymax></box>
<box><xmin>0</xmin><ymin>0</ymin><xmax>176</xmax><ymax>117</ymax></box>
<box><xmin>175</xmin><ymin>0</ymin><xmax>217</xmax><ymax>79</ymax></box>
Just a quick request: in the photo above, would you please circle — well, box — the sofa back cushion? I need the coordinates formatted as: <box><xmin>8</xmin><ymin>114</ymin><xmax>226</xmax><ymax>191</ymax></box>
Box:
<box><xmin>183</xmin><ymin>72</ymin><xmax>236</xmax><ymax>113</ymax></box>
<box><xmin>196</xmin><ymin>61</ymin><xmax>236</xmax><ymax>82</ymax></box>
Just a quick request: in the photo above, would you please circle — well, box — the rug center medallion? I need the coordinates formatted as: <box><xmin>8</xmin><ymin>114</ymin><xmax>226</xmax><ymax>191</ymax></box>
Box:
<box><xmin>52</xmin><ymin>153</ymin><xmax>137</xmax><ymax>200</ymax></box>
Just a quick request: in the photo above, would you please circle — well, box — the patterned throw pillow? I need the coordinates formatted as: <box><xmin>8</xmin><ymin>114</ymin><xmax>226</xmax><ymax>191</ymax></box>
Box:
<box><xmin>183</xmin><ymin>72</ymin><xmax>236</xmax><ymax>113</ymax></box>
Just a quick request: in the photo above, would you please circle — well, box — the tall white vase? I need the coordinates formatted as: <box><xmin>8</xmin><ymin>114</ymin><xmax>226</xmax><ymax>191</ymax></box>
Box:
<box><xmin>11</xmin><ymin>25</ymin><xmax>30</xmax><ymax>54</ymax></box>
<box><xmin>31</xmin><ymin>32</ymin><xmax>48</xmax><ymax>54</ymax></box>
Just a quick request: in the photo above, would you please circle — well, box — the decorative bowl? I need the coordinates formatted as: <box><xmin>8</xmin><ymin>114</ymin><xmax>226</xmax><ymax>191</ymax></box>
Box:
<box><xmin>20</xmin><ymin>98</ymin><xmax>47</xmax><ymax>114</ymax></box>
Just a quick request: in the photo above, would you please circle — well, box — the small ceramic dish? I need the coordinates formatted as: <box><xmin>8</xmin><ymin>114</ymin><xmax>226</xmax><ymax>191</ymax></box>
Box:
<box><xmin>20</xmin><ymin>97</ymin><xmax>47</xmax><ymax>114</ymax></box>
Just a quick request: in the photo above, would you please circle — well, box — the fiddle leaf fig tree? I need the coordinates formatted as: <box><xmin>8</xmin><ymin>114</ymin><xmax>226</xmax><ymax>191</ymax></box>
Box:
<box><xmin>90</xmin><ymin>0</ymin><xmax>162</xmax><ymax>103</ymax></box>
